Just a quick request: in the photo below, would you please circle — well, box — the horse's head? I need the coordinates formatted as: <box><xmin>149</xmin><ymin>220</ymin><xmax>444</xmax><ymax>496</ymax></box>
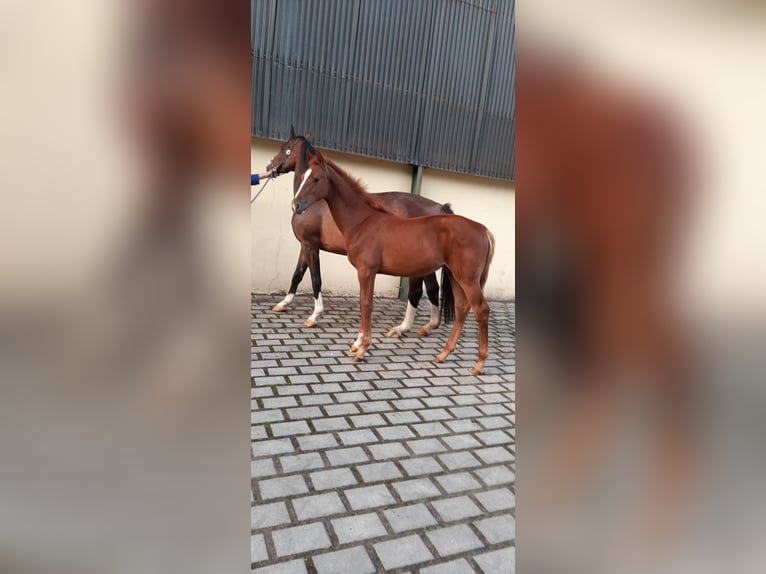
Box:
<box><xmin>292</xmin><ymin>144</ymin><xmax>328</xmax><ymax>215</ymax></box>
<box><xmin>267</xmin><ymin>125</ymin><xmax>310</xmax><ymax>176</ymax></box>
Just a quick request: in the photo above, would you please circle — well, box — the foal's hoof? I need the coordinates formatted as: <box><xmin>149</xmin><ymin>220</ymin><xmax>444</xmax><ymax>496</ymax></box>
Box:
<box><xmin>433</xmin><ymin>352</ymin><xmax>448</xmax><ymax>364</ymax></box>
<box><xmin>417</xmin><ymin>327</ymin><xmax>431</xmax><ymax>336</ymax></box>
<box><xmin>386</xmin><ymin>326</ymin><xmax>403</xmax><ymax>338</ymax></box>
<box><xmin>349</xmin><ymin>345</ymin><xmax>358</xmax><ymax>353</ymax></box>
<box><xmin>352</xmin><ymin>349</ymin><xmax>367</xmax><ymax>362</ymax></box>
<box><xmin>470</xmin><ymin>365</ymin><xmax>484</xmax><ymax>376</ymax></box>
<box><xmin>272</xmin><ymin>305</ymin><xmax>285</xmax><ymax>312</ymax></box>
<box><xmin>304</xmin><ymin>319</ymin><xmax>317</xmax><ymax>328</ymax></box>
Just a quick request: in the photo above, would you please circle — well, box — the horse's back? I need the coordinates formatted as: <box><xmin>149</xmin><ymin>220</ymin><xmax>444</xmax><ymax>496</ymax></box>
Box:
<box><xmin>375</xmin><ymin>192</ymin><xmax>446</xmax><ymax>217</ymax></box>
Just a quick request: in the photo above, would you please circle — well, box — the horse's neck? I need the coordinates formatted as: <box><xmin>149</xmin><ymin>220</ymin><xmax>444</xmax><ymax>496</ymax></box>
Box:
<box><xmin>325</xmin><ymin>167</ymin><xmax>377</xmax><ymax>235</ymax></box>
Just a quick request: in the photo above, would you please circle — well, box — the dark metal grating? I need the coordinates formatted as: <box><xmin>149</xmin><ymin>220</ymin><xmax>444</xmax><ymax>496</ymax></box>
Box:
<box><xmin>252</xmin><ymin>0</ymin><xmax>515</xmax><ymax>181</ymax></box>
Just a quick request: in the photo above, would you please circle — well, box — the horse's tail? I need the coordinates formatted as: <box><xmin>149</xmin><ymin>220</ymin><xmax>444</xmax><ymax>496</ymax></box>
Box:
<box><xmin>440</xmin><ymin>266</ymin><xmax>455</xmax><ymax>325</ymax></box>
<box><xmin>440</xmin><ymin>203</ymin><xmax>454</xmax><ymax>215</ymax></box>
<box><xmin>480</xmin><ymin>229</ymin><xmax>496</xmax><ymax>289</ymax></box>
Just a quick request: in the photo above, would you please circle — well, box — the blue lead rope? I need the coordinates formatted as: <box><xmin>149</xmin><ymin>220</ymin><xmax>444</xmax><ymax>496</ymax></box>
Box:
<box><xmin>251</xmin><ymin>175</ymin><xmax>273</xmax><ymax>204</ymax></box>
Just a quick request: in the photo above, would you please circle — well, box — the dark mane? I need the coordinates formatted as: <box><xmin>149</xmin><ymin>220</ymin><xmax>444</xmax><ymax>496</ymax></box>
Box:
<box><xmin>322</xmin><ymin>157</ymin><xmax>394</xmax><ymax>215</ymax></box>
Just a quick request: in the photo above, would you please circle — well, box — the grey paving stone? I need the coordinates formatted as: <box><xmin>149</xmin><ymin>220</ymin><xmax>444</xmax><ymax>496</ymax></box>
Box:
<box><xmin>271</xmin><ymin>420</ymin><xmax>311</xmax><ymax>437</ymax></box>
<box><xmin>475</xmin><ymin>446</ymin><xmax>514</xmax><ymax>464</ymax></box>
<box><xmin>299</xmin><ymin>393</ymin><xmax>334</xmax><ymax>405</ymax></box>
<box><xmin>475</xmin><ymin>429</ymin><xmax>512</xmax><ymax>445</ymax></box>
<box><xmin>359</xmin><ymin>400</ymin><xmax>391</xmax><ymax>413</ymax></box>
<box><xmin>442</xmin><ymin>434</ymin><xmax>482</xmax><ymax>450</ymax></box>
<box><xmin>435</xmin><ymin>472</ymin><xmax>482</xmax><ymax>494</ymax></box>
<box><xmin>251</xmin><ymin>409</ymin><xmax>284</xmax><ymax>424</ymax></box>
<box><xmin>324</xmin><ymin>403</ymin><xmax>360</xmax><ymax>416</ymax></box>
<box><xmin>350</xmin><ymin>413</ymin><xmax>387</xmax><ymax>427</ymax></box>
<box><xmin>408</xmin><ymin>438</ymin><xmax>447</xmax><ymax>455</ymax></box>
<box><xmin>385</xmin><ymin>411</ymin><xmax>422</xmax><ymax>424</ymax></box>
<box><xmin>400</xmin><ymin>456</ymin><xmax>444</xmax><ymax>477</ymax></box>
<box><xmin>477</xmin><ymin>416</ymin><xmax>510</xmax><ymax>430</ymax></box>
<box><xmin>392</xmin><ymin>478</ymin><xmax>442</xmax><ymax>502</ymax></box>
<box><xmin>312</xmin><ymin>416</ymin><xmax>351</xmax><ymax>432</ymax></box>
<box><xmin>311</xmin><ymin>383</ymin><xmax>343</xmax><ymax>393</ymax></box>
<box><xmin>475</xmin><ymin>488</ymin><xmax>515</xmax><ymax>512</ymax></box>
<box><xmin>319</xmin><ymin>372</ymin><xmax>352</xmax><ymax>382</ymax></box>
<box><xmin>251</xmin><ymin>426</ymin><xmax>268</xmax><ymax>440</ymax></box>
<box><xmin>277</xmin><ymin>384</ymin><xmax>309</xmax><ymax>395</ymax></box>
<box><xmin>357</xmin><ymin>461</ymin><xmax>403</xmax><ymax>483</ymax></box>
<box><xmin>422</xmin><ymin>396</ymin><xmax>454</xmax><ymax>408</ymax></box>
<box><xmin>421</xmin><ymin>558</ymin><xmax>477</xmax><ymax>574</ymax></box>
<box><xmin>374</xmin><ymin>534</ymin><xmax>434</xmax><ymax>570</ymax></box>
<box><xmin>445</xmin><ymin>420</ymin><xmax>483</xmax><ymax>433</ymax></box>
<box><xmin>251</xmin><ymin>459</ymin><xmax>276</xmax><ymax>478</ymax></box>
<box><xmin>297</xmin><ymin>433</ymin><xmax>339</xmax><ymax>451</ymax></box>
<box><xmin>345</xmin><ymin>484</ymin><xmax>396</xmax><ymax>510</ymax></box>
<box><xmin>474</xmin><ymin>466</ymin><xmax>515</xmax><ymax>488</ymax></box>
<box><xmin>272</xmin><ymin>522</ymin><xmax>331</xmax><ymax>557</ymax></box>
<box><xmin>392</xmin><ymin>398</ymin><xmax>425</xmax><ymax>410</ymax></box>
<box><xmin>474</xmin><ymin>514</ymin><xmax>515</xmax><ymax>544</ymax></box>
<box><xmin>438</xmin><ymin>451</ymin><xmax>482</xmax><ymax>471</ymax></box>
<box><xmin>383</xmin><ymin>503</ymin><xmax>437</xmax><ymax>533</ymax></box>
<box><xmin>286</xmin><ymin>406</ymin><xmax>323</xmax><ymax>420</ymax></box>
<box><xmin>251</xmin><ymin>534</ymin><xmax>268</xmax><ymax>563</ymax></box>
<box><xmin>331</xmin><ymin>512</ymin><xmax>387</xmax><ymax>544</ymax></box>
<box><xmin>412</xmin><ymin>422</ymin><xmax>450</xmax><ymax>437</ymax></box>
<box><xmin>252</xmin><ymin>558</ymin><xmax>307</xmax><ymax>574</ymax></box>
<box><xmin>368</xmin><ymin>442</ymin><xmax>409</xmax><ymax>460</ymax></box>
<box><xmin>292</xmin><ymin>491</ymin><xmax>346</xmax><ymax>521</ymax></box>
<box><xmin>377</xmin><ymin>425</ymin><xmax>416</xmax><ymax>440</ymax></box>
<box><xmin>251</xmin><ymin>501</ymin><xmax>290</xmax><ymax>529</ymax></box>
<box><xmin>327</xmin><ymin>446</ymin><xmax>369</xmax><ymax>466</ymax></box>
<box><xmin>310</xmin><ymin>467</ymin><xmax>358</xmax><ymax>490</ymax></box>
<box><xmin>262</xmin><ymin>396</ymin><xmax>298</xmax><ymax>409</ymax></box>
<box><xmin>338</xmin><ymin>429</ymin><xmax>379</xmax><ymax>446</ymax></box>
<box><xmin>431</xmin><ymin>496</ymin><xmax>484</xmax><ymax>522</ymax></box>
<box><xmin>367</xmin><ymin>390</ymin><xmax>398</xmax><ymax>400</ymax></box>
<box><xmin>426</xmin><ymin>524</ymin><xmax>484</xmax><ymax>557</ymax></box>
<box><xmin>336</xmin><ymin>391</ymin><xmax>366</xmax><ymax>403</ymax></box>
<box><xmin>313</xmin><ymin>546</ymin><xmax>376</xmax><ymax>574</ymax></box>
<box><xmin>259</xmin><ymin>475</ymin><xmax>309</xmax><ymax>500</ymax></box>
<box><xmin>474</xmin><ymin>547</ymin><xmax>514</xmax><ymax>574</ymax></box>
<box><xmin>252</xmin><ymin>438</ymin><xmax>294</xmax><ymax>458</ymax></box>
<box><xmin>279</xmin><ymin>452</ymin><xmax>325</xmax><ymax>473</ymax></box>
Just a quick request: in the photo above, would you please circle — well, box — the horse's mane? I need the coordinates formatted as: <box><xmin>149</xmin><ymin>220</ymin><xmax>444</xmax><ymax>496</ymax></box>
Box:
<box><xmin>302</xmin><ymin>140</ymin><xmax>394</xmax><ymax>215</ymax></box>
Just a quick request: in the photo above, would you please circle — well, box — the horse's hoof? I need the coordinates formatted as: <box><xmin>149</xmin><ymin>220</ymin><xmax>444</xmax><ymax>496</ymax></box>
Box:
<box><xmin>417</xmin><ymin>327</ymin><xmax>431</xmax><ymax>336</ymax></box>
<box><xmin>349</xmin><ymin>345</ymin><xmax>358</xmax><ymax>353</ymax></box>
<box><xmin>272</xmin><ymin>305</ymin><xmax>284</xmax><ymax>312</ymax></box>
<box><xmin>386</xmin><ymin>327</ymin><xmax>402</xmax><ymax>338</ymax></box>
<box><xmin>304</xmin><ymin>319</ymin><xmax>316</xmax><ymax>328</ymax></box>
<box><xmin>470</xmin><ymin>366</ymin><xmax>483</xmax><ymax>376</ymax></box>
<box><xmin>434</xmin><ymin>352</ymin><xmax>448</xmax><ymax>363</ymax></box>
<box><xmin>353</xmin><ymin>349</ymin><xmax>367</xmax><ymax>361</ymax></box>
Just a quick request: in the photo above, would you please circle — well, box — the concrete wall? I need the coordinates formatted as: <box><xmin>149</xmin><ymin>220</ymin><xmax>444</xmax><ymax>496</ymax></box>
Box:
<box><xmin>251</xmin><ymin>137</ymin><xmax>515</xmax><ymax>300</ymax></box>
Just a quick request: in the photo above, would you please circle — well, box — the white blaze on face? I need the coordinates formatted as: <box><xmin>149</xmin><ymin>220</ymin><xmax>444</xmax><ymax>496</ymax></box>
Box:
<box><xmin>294</xmin><ymin>168</ymin><xmax>312</xmax><ymax>198</ymax></box>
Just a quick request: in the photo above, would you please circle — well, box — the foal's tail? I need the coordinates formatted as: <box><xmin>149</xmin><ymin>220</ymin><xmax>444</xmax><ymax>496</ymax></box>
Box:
<box><xmin>480</xmin><ymin>229</ymin><xmax>496</xmax><ymax>289</ymax></box>
<box><xmin>440</xmin><ymin>267</ymin><xmax>455</xmax><ymax>325</ymax></box>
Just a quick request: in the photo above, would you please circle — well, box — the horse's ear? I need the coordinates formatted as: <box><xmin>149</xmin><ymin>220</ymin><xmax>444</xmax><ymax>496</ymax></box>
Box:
<box><xmin>305</xmin><ymin>132</ymin><xmax>312</xmax><ymax>142</ymax></box>
<box><xmin>289</xmin><ymin>124</ymin><xmax>295</xmax><ymax>139</ymax></box>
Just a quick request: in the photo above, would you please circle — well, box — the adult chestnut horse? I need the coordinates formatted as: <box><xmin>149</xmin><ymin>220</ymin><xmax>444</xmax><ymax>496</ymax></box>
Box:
<box><xmin>293</xmin><ymin>140</ymin><xmax>495</xmax><ymax>375</ymax></box>
<box><xmin>264</xmin><ymin>128</ymin><xmax>452</xmax><ymax>336</ymax></box>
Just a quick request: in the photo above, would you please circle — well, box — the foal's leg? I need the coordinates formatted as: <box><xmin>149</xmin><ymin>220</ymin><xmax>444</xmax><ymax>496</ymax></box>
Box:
<box><xmin>417</xmin><ymin>272</ymin><xmax>441</xmax><ymax>336</ymax></box>
<box><xmin>353</xmin><ymin>269</ymin><xmax>376</xmax><ymax>361</ymax></box>
<box><xmin>272</xmin><ymin>247</ymin><xmax>310</xmax><ymax>312</ymax></box>
<box><xmin>304</xmin><ymin>247</ymin><xmax>324</xmax><ymax>328</ymax></box>
<box><xmin>386</xmin><ymin>277</ymin><xmax>423</xmax><ymax>338</ymax></box>
<box><xmin>435</xmin><ymin>277</ymin><xmax>469</xmax><ymax>364</ymax></box>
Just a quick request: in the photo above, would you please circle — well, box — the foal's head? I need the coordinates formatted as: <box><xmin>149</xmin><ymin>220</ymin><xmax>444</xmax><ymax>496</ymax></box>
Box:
<box><xmin>292</xmin><ymin>143</ymin><xmax>329</xmax><ymax>215</ymax></box>
<box><xmin>267</xmin><ymin>126</ymin><xmax>311</xmax><ymax>176</ymax></box>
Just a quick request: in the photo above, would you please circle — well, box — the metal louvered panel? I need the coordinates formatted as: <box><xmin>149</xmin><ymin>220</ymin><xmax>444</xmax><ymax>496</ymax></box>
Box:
<box><xmin>251</xmin><ymin>0</ymin><xmax>515</xmax><ymax>181</ymax></box>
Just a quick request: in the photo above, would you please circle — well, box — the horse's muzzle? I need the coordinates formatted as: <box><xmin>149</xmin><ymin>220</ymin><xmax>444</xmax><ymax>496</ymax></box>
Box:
<box><xmin>294</xmin><ymin>199</ymin><xmax>308</xmax><ymax>215</ymax></box>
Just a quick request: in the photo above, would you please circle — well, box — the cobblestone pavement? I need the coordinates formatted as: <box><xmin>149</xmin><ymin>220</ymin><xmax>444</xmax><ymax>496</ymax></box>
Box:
<box><xmin>251</xmin><ymin>294</ymin><xmax>515</xmax><ymax>573</ymax></box>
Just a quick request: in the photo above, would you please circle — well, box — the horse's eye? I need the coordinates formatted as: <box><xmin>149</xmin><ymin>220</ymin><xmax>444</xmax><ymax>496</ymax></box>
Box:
<box><xmin>285</xmin><ymin>150</ymin><xmax>291</xmax><ymax>156</ymax></box>
<box><xmin>313</xmin><ymin>177</ymin><xmax>320</xmax><ymax>183</ymax></box>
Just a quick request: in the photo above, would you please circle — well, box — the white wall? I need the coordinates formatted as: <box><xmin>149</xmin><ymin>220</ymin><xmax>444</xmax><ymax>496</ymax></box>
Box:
<box><xmin>251</xmin><ymin>137</ymin><xmax>515</xmax><ymax>300</ymax></box>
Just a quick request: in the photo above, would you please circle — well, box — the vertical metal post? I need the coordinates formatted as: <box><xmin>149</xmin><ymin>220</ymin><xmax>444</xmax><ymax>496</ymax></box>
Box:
<box><xmin>398</xmin><ymin>164</ymin><xmax>424</xmax><ymax>301</ymax></box>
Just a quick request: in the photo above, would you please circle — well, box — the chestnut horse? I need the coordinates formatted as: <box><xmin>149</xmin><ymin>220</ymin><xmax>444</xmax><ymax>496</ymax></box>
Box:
<box><xmin>264</xmin><ymin>128</ymin><xmax>452</xmax><ymax>336</ymax></box>
<box><xmin>292</xmin><ymin>140</ymin><xmax>495</xmax><ymax>375</ymax></box>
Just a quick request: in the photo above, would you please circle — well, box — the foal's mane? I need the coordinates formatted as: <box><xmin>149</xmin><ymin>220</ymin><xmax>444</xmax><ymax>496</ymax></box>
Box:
<box><xmin>301</xmin><ymin>140</ymin><xmax>394</xmax><ymax>215</ymax></box>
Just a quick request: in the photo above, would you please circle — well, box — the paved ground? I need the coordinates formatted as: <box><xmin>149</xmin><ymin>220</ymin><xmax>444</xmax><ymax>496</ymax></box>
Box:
<box><xmin>251</xmin><ymin>294</ymin><xmax>515</xmax><ymax>573</ymax></box>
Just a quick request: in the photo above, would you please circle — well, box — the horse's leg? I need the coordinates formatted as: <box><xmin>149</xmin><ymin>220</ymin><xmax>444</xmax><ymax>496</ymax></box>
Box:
<box><xmin>417</xmin><ymin>272</ymin><xmax>441</xmax><ymax>336</ymax></box>
<box><xmin>353</xmin><ymin>269</ymin><xmax>376</xmax><ymax>361</ymax></box>
<box><xmin>435</xmin><ymin>276</ymin><xmax>469</xmax><ymax>364</ymax></box>
<box><xmin>272</xmin><ymin>246</ymin><xmax>310</xmax><ymax>312</ymax></box>
<box><xmin>303</xmin><ymin>246</ymin><xmax>324</xmax><ymax>328</ymax></box>
<box><xmin>465</xmin><ymin>285</ymin><xmax>491</xmax><ymax>375</ymax></box>
<box><xmin>386</xmin><ymin>277</ymin><xmax>422</xmax><ymax>338</ymax></box>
